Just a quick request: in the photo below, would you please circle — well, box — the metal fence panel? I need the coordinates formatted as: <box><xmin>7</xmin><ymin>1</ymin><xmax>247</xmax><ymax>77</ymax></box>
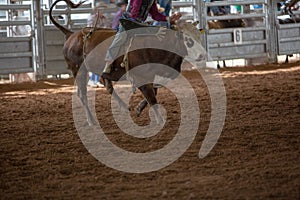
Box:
<box><xmin>43</xmin><ymin>26</ymin><xmax>70</xmax><ymax>76</ymax></box>
<box><xmin>197</xmin><ymin>0</ymin><xmax>270</xmax><ymax>62</ymax></box>
<box><xmin>276</xmin><ymin>5</ymin><xmax>300</xmax><ymax>56</ymax></box>
<box><xmin>277</xmin><ymin>23</ymin><xmax>300</xmax><ymax>55</ymax></box>
<box><xmin>0</xmin><ymin>4</ymin><xmax>34</xmax><ymax>75</ymax></box>
<box><xmin>207</xmin><ymin>27</ymin><xmax>267</xmax><ymax>60</ymax></box>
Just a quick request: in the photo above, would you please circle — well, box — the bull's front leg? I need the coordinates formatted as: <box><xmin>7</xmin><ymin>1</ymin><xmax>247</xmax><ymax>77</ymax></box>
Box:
<box><xmin>136</xmin><ymin>99</ymin><xmax>148</xmax><ymax>117</ymax></box>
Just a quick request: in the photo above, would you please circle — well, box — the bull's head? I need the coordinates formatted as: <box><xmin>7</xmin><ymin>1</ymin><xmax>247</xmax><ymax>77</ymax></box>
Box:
<box><xmin>175</xmin><ymin>20</ymin><xmax>207</xmax><ymax>64</ymax></box>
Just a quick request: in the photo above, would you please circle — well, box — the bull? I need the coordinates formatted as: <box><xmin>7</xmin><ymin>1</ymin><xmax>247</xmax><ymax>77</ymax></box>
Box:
<box><xmin>50</xmin><ymin>0</ymin><xmax>203</xmax><ymax>125</ymax></box>
<box><xmin>207</xmin><ymin>19</ymin><xmax>246</xmax><ymax>29</ymax></box>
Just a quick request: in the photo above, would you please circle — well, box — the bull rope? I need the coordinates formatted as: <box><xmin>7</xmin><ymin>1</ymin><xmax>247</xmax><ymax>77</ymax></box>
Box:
<box><xmin>121</xmin><ymin>36</ymin><xmax>134</xmax><ymax>82</ymax></box>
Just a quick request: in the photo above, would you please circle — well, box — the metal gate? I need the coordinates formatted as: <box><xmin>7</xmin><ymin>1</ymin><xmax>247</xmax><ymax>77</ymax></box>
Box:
<box><xmin>0</xmin><ymin>3</ymin><xmax>35</xmax><ymax>75</ymax></box>
<box><xmin>274</xmin><ymin>0</ymin><xmax>300</xmax><ymax>56</ymax></box>
<box><xmin>195</xmin><ymin>0</ymin><xmax>276</xmax><ymax>63</ymax></box>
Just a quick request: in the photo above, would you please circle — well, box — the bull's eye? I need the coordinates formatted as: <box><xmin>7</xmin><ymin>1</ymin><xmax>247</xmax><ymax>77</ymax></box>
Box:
<box><xmin>185</xmin><ymin>37</ymin><xmax>194</xmax><ymax>48</ymax></box>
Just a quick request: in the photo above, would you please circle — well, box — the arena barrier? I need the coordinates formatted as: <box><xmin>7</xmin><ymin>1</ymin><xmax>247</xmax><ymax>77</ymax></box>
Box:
<box><xmin>275</xmin><ymin>0</ymin><xmax>300</xmax><ymax>56</ymax></box>
<box><xmin>195</xmin><ymin>0</ymin><xmax>300</xmax><ymax>64</ymax></box>
<box><xmin>196</xmin><ymin>0</ymin><xmax>275</xmax><ymax>63</ymax></box>
<box><xmin>0</xmin><ymin>0</ymin><xmax>299</xmax><ymax>78</ymax></box>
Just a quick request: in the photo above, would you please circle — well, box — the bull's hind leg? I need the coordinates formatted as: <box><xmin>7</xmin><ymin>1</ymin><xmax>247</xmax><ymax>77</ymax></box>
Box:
<box><xmin>76</xmin><ymin>66</ymin><xmax>96</xmax><ymax>126</ymax></box>
<box><xmin>136</xmin><ymin>99</ymin><xmax>147</xmax><ymax>117</ymax></box>
<box><xmin>136</xmin><ymin>87</ymin><xmax>158</xmax><ymax>116</ymax></box>
<box><xmin>139</xmin><ymin>84</ymin><xmax>164</xmax><ymax>125</ymax></box>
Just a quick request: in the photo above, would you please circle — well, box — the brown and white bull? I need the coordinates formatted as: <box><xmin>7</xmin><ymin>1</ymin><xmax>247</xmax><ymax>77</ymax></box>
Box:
<box><xmin>50</xmin><ymin>0</ymin><xmax>204</xmax><ymax>125</ymax></box>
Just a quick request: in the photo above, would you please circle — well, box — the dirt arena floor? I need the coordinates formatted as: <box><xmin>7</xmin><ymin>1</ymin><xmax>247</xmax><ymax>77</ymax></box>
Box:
<box><xmin>0</xmin><ymin>61</ymin><xmax>299</xmax><ymax>199</ymax></box>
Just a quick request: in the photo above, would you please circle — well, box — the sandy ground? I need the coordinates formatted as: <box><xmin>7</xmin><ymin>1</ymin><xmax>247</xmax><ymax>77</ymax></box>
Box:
<box><xmin>0</xmin><ymin>61</ymin><xmax>299</xmax><ymax>199</ymax></box>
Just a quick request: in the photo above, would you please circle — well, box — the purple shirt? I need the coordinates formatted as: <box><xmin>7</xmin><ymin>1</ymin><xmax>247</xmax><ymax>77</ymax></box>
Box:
<box><xmin>112</xmin><ymin>9</ymin><xmax>123</xmax><ymax>29</ymax></box>
<box><xmin>129</xmin><ymin>0</ymin><xmax>167</xmax><ymax>22</ymax></box>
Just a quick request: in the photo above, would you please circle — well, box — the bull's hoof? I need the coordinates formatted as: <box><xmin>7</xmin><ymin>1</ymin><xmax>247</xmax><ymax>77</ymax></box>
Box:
<box><xmin>155</xmin><ymin>115</ymin><xmax>165</xmax><ymax>125</ymax></box>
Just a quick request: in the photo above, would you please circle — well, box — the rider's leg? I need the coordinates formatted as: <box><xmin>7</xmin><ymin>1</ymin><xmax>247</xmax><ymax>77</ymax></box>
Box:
<box><xmin>103</xmin><ymin>24</ymin><xmax>126</xmax><ymax>74</ymax></box>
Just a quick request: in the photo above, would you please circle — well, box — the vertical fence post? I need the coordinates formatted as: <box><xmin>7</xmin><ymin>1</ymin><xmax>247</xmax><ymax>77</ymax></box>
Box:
<box><xmin>195</xmin><ymin>0</ymin><xmax>207</xmax><ymax>57</ymax></box>
<box><xmin>267</xmin><ymin>0</ymin><xmax>278</xmax><ymax>63</ymax></box>
<box><xmin>32</xmin><ymin>0</ymin><xmax>46</xmax><ymax>79</ymax></box>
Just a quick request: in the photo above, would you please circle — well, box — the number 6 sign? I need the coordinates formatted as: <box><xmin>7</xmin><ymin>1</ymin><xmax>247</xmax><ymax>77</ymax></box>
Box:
<box><xmin>234</xmin><ymin>29</ymin><xmax>243</xmax><ymax>44</ymax></box>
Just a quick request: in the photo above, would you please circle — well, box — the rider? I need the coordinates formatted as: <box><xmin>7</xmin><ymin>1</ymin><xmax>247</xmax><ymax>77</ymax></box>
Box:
<box><xmin>102</xmin><ymin>0</ymin><xmax>182</xmax><ymax>79</ymax></box>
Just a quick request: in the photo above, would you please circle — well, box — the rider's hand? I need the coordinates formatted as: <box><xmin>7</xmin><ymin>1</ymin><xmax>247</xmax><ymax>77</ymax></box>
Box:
<box><xmin>169</xmin><ymin>13</ymin><xmax>182</xmax><ymax>25</ymax></box>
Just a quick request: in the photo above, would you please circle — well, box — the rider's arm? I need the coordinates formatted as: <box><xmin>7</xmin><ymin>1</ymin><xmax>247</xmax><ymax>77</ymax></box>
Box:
<box><xmin>129</xmin><ymin>0</ymin><xmax>143</xmax><ymax>20</ymax></box>
<box><xmin>149</xmin><ymin>2</ymin><xmax>168</xmax><ymax>22</ymax></box>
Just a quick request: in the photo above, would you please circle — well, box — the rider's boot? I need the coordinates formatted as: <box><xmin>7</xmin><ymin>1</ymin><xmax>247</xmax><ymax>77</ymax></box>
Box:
<box><xmin>103</xmin><ymin>61</ymin><xmax>111</xmax><ymax>74</ymax></box>
<box><xmin>102</xmin><ymin>61</ymin><xmax>113</xmax><ymax>80</ymax></box>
